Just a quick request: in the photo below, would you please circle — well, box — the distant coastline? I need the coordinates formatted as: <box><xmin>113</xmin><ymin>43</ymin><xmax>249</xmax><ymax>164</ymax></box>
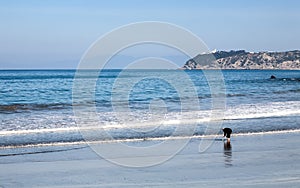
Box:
<box><xmin>183</xmin><ymin>50</ymin><xmax>300</xmax><ymax>70</ymax></box>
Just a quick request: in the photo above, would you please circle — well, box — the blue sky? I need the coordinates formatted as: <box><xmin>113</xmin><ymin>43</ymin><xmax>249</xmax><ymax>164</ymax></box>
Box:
<box><xmin>1</xmin><ymin>0</ymin><xmax>300</xmax><ymax>69</ymax></box>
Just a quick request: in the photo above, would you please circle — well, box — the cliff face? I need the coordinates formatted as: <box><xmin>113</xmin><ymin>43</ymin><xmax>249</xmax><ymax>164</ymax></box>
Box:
<box><xmin>183</xmin><ymin>50</ymin><xmax>300</xmax><ymax>69</ymax></box>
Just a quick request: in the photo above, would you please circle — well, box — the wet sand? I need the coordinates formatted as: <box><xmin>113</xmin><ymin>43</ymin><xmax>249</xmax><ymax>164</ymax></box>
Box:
<box><xmin>0</xmin><ymin>132</ymin><xmax>300</xmax><ymax>187</ymax></box>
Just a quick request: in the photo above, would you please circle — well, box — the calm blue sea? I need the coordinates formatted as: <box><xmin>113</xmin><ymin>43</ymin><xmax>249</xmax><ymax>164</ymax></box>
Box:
<box><xmin>0</xmin><ymin>69</ymin><xmax>300</xmax><ymax>147</ymax></box>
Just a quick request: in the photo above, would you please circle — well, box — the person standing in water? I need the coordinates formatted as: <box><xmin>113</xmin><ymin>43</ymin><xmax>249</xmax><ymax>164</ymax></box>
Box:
<box><xmin>222</xmin><ymin>128</ymin><xmax>232</xmax><ymax>142</ymax></box>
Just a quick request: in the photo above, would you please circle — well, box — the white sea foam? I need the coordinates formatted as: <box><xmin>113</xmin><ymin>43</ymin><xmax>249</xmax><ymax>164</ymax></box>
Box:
<box><xmin>233</xmin><ymin>129</ymin><xmax>300</xmax><ymax>136</ymax></box>
<box><xmin>0</xmin><ymin>127</ymin><xmax>79</xmax><ymax>135</ymax></box>
<box><xmin>1</xmin><ymin>101</ymin><xmax>300</xmax><ymax>137</ymax></box>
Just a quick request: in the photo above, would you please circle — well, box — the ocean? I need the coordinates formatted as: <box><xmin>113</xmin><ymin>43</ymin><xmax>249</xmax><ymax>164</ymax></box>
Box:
<box><xmin>0</xmin><ymin>69</ymin><xmax>300</xmax><ymax>149</ymax></box>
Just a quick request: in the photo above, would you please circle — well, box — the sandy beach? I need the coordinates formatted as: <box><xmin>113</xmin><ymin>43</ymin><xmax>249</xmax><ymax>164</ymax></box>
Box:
<box><xmin>1</xmin><ymin>131</ymin><xmax>299</xmax><ymax>188</ymax></box>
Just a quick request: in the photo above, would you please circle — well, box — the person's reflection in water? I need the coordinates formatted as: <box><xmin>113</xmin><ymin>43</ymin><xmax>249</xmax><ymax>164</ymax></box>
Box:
<box><xmin>223</xmin><ymin>141</ymin><xmax>233</xmax><ymax>167</ymax></box>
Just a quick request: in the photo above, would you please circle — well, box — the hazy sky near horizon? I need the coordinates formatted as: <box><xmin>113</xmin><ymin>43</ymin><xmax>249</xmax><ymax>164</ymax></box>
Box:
<box><xmin>1</xmin><ymin>0</ymin><xmax>300</xmax><ymax>69</ymax></box>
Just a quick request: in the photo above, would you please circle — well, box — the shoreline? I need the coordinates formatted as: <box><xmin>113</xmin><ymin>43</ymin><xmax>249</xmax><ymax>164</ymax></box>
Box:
<box><xmin>1</xmin><ymin>128</ymin><xmax>300</xmax><ymax>151</ymax></box>
<box><xmin>1</xmin><ymin>132</ymin><xmax>299</xmax><ymax>187</ymax></box>
<box><xmin>1</xmin><ymin>128</ymin><xmax>300</xmax><ymax>149</ymax></box>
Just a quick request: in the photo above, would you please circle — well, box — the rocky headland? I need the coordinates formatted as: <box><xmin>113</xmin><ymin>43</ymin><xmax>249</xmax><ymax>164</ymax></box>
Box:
<box><xmin>183</xmin><ymin>50</ymin><xmax>300</xmax><ymax>69</ymax></box>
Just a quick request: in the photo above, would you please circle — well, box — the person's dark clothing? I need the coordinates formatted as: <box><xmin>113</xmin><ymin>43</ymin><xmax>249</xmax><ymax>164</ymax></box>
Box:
<box><xmin>223</xmin><ymin>128</ymin><xmax>232</xmax><ymax>138</ymax></box>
